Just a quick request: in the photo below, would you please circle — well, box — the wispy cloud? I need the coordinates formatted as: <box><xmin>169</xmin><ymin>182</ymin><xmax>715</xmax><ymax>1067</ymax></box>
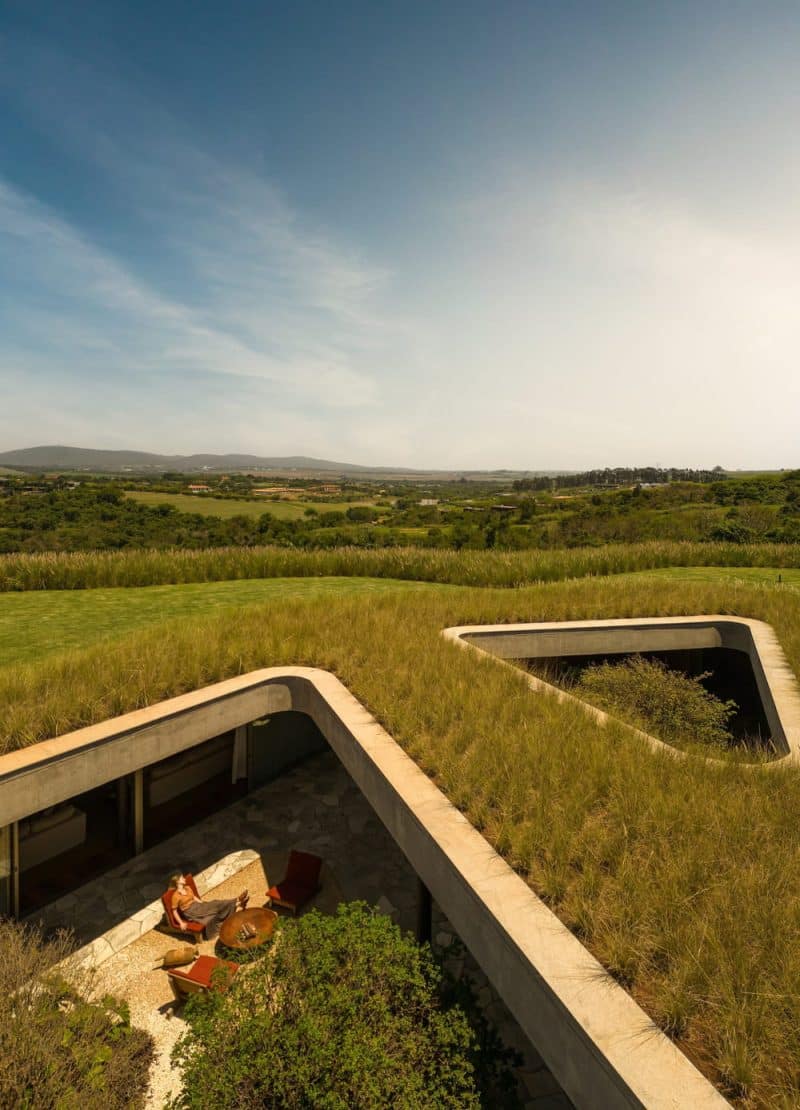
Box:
<box><xmin>0</xmin><ymin>36</ymin><xmax>425</xmax><ymax>451</ymax></box>
<box><xmin>0</xmin><ymin>167</ymin><xmax>397</xmax><ymax>412</ymax></box>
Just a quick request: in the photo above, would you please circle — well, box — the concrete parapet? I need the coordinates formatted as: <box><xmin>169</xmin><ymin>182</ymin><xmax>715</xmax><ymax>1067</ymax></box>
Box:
<box><xmin>0</xmin><ymin>666</ymin><xmax>728</xmax><ymax>1108</ymax></box>
<box><xmin>444</xmin><ymin>616</ymin><xmax>800</xmax><ymax>765</ymax></box>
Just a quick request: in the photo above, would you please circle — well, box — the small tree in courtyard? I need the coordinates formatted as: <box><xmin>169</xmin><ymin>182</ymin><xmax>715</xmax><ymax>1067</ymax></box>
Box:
<box><xmin>576</xmin><ymin>655</ymin><xmax>737</xmax><ymax>749</ymax></box>
<box><xmin>170</xmin><ymin>902</ymin><xmax>482</xmax><ymax>1109</ymax></box>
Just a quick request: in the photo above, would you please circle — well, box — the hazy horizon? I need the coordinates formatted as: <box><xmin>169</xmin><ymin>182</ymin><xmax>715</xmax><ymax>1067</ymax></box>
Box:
<box><xmin>0</xmin><ymin>442</ymin><xmax>782</xmax><ymax>475</ymax></box>
<box><xmin>2</xmin><ymin>2</ymin><xmax>800</xmax><ymax>469</ymax></box>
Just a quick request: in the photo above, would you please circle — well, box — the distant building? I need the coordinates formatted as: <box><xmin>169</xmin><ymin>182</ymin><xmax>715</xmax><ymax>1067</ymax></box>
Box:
<box><xmin>187</xmin><ymin>484</ymin><xmax>211</xmax><ymax>493</ymax></box>
<box><xmin>419</xmin><ymin>499</ymin><xmax>439</xmax><ymax>507</ymax></box>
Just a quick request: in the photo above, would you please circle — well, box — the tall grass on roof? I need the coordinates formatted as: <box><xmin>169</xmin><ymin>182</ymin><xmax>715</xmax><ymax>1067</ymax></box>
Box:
<box><xmin>0</xmin><ymin>540</ymin><xmax>799</xmax><ymax>592</ymax></box>
<box><xmin>3</xmin><ymin>575</ymin><xmax>800</xmax><ymax>1103</ymax></box>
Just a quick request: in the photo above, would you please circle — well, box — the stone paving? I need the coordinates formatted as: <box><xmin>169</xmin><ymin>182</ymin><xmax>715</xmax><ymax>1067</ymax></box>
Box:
<box><xmin>32</xmin><ymin>749</ymin><xmax>572</xmax><ymax>1109</ymax></box>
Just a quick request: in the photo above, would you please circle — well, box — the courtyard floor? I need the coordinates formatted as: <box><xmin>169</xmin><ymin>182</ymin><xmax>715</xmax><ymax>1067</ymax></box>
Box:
<box><xmin>32</xmin><ymin>750</ymin><xmax>571</xmax><ymax>1108</ymax></box>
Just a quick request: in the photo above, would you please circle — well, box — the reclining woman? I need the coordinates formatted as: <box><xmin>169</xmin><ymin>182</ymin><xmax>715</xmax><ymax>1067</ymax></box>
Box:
<box><xmin>169</xmin><ymin>872</ymin><xmax>249</xmax><ymax>939</ymax></box>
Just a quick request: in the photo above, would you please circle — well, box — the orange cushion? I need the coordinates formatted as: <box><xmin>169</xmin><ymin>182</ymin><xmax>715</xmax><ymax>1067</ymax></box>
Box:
<box><xmin>171</xmin><ymin>955</ymin><xmax>237</xmax><ymax>988</ymax></box>
<box><xmin>162</xmin><ymin>876</ymin><xmax>204</xmax><ymax>932</ymax></box>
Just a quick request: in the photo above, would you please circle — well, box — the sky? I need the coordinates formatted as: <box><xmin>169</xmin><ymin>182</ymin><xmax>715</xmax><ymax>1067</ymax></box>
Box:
<box><xmin>1</xmin><ymin>1</ymin><xmax>799</xmax><ymax>470</ymax></box>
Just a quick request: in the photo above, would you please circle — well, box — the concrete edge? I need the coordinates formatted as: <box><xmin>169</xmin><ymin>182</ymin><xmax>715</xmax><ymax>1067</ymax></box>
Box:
<box><xmin>285</xmin><ymin>670</ymin><xmax>729</xmax><ymax>1110</ymax></box>
<box><xmin>443</xmin><ymin>615</ymin><xmax>800</xmax><ymax>766</ymax></box>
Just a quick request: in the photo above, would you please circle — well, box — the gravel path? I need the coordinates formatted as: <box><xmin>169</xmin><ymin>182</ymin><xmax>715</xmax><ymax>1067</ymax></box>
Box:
<box><xmin>94</xmin><ymin>858</ymin><xmax>270</xmax><ymax>1108</ymax></box>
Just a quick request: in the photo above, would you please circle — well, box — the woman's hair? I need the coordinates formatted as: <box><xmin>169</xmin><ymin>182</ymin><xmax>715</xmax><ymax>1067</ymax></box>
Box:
<box><xmin>168</xmin><ymin>872</ymin><xmax>183</xmax><ymax>889</ymax></box>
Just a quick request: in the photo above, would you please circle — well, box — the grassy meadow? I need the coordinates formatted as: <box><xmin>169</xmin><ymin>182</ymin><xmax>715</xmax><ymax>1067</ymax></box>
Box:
<box><xmin>125</xmin><ymin>490</ymin><xmax>378</xmax><ymax>521</ymax></box>
<box><xmin>0</xmin><ymin>577</ymin><xmax>453</xmax><ymax>667</ymax></box>
<box><xmin>2</xmin><ymin>539</ymin><xmax>800</xmax><ymax>592</ymax></box>
<box><xmin>3</xmin><ymin>549</ymin><xmax>800</xmax><ymax>1103</ymax></box>
<box><xmin>632</xmin><ymin>564</ymin><xmax>800</xmax><ymax>589</ymax></box>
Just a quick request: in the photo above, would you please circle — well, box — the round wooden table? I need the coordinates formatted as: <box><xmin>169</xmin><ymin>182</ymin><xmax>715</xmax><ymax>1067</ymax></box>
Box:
<box><xmin>218</xmin><ymin>906</ymin><xmax>277</xmax><ymax>951</ymax></box>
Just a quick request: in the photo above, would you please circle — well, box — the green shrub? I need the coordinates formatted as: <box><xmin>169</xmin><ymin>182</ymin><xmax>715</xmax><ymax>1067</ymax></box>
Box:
<box><xmin>169</xmin><ymin>903</ymin><xmax>481</xmax><ymax>1109</ymax></box>
<box><xmin>576</xmin><ymin>655</ymin><xmax>737</xmax><ymax>749</ymax></box>
<box><xmin>0</xmin><ymin>919</ymin><xmax>153</xmax><ymax>1108</ymax></box>
<box><xmin>437</xmin><ymin>937</ymin><xmax>523</xmax><ymax>1106</ymax></box>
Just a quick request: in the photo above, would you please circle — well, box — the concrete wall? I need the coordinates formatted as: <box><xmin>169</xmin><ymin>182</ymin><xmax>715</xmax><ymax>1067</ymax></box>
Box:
<box><xmin>446</xmin><ymin>616</ymin><xmax>800</xmax><ymax>764</ymax></box>
<box><xmin>0</xmin><ymin>666</ymin><xmax>727</xmax><ymax>1108</ymax></box>
<box><xmin>0</xmin><ymin>681</ymin><xmax>291</xmax><ymax>826</ymax></box>
<box><xmin>249</xmin><ymin>710</ymin><xmax>327</xmax><ymax>787</ymax></box>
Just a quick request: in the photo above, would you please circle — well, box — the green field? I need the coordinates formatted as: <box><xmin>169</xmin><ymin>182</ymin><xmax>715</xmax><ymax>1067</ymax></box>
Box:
<box><xmin>5</xmin><ymin>565</ymin><xmax>794</xmax><ymax>669</ymax></box>
<box><xmin>631</xmin><ymin>565</ymin><xmax>800</xmax><ymax>588</ymax></box>
<box><xmin>125</xmin><ymin>490</ymin><xmax>378</xmax><ymax>521</ymax></box>
<box><xmin>0</xmin><ymin>576</ymin><xmax>453</xmax><ymax>667</ymax></box>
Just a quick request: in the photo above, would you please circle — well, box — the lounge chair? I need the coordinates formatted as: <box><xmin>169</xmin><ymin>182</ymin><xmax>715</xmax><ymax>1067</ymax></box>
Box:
<box><xmin>266</xmin><ymin>850</ymin><xmax>322</xmax><ymax>915</ymax></box>
<box><xmin>161</xmin><ymin>873</ymin><xmax>206</xmax><ymax>939</ymax></box>
<box><xmin>167</xmin><ymin>955</ymin><xmax>238</xmax><ymax>1001</ymax></box>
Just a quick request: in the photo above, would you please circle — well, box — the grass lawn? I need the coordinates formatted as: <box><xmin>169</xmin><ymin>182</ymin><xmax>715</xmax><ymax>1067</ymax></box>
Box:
<box><xmin>5</xmin><ymin>569</ymin><xmax>800</xmax><ymax>1103</ymax></box>
<box><xmin>629</xmin><ymin>565</ymin><xmax>800</xmax><ymax>588</ymax></box>
<box><xmin>0</xmin><ymin>576</ymin><xmax>453</xmax><ymax>667</ymax></box>
<box><xmin>125</xmin><ymin>491</ymin><xmax>379</xmax><ymax>521</ymax></box>
<box><xmin>1</xmin><ymin>563</ymin><xmax>795</xmax><ymax>669</ymax></box>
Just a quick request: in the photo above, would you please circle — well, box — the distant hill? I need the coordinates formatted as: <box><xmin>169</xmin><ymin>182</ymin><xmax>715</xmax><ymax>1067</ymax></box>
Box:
<box><xmin>0</xmin><ymin>445</ymin><xmax>568</xmax><ymax>481</ymax></box>
<box><xmin>0</xmin><ymin>445</ymin><xmax>386</xmax><ymax>473</ymax></box>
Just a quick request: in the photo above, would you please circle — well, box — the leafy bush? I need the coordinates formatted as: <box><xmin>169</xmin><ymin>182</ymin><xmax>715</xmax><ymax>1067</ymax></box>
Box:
<box><xmin>170</xmin><ymin>903</ymin><xmax>482</xmax><ymax>1109</ymax></box>
<box><xmin>436</xmin><ymin>937</ymin><xmax>523</xmax><ymax>1106</ymax></box>
<box><xmin>0</xmin><ymin>919</ymin><xmax>153</xmax><ymax>1108</ymax></box>
<box><xmin>576</xmin><ymin>655</ymin><xmax>737</xmax><ymax>749</ymax></box>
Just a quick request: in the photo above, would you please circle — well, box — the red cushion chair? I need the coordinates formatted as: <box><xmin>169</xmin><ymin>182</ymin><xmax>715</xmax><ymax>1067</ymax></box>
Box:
<box><xmin>161</xmin><ymin>873</ymin><xmax>205</xmax><ymax>939</ymax></box>
<box><xmin>267</xmin><ymin>850</ymin><xmax>322</xmax><ymax>915</ymax></box>
<box><xmin>167</xmin><ymin>955</ymin><xmax>238</xmax><ymax>1001</ymax></box>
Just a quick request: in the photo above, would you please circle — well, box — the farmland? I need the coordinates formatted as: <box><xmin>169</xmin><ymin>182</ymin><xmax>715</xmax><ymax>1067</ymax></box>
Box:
<box><xmin>125</xmin><ymin>490</ymin><xmax>380</xmax><ymax>521</ymax></box>
<box><xmin>2</xmin><ymin>467</ymin><xmax>800</xmax><ymax>555</ymax></box>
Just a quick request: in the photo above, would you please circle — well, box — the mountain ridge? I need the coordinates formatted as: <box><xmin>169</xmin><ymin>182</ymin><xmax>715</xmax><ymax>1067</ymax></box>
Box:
<box><xmin>0</xmin><ymin>445</ymin><xmax>566</xmax><ymax>478</ymax></box>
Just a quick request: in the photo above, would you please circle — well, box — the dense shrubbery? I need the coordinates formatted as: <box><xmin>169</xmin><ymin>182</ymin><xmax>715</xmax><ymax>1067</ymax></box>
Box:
<box><xmin>513</xmin><ymin>466</ymin><xmax>728</xmax><ymax>490</ymax></box>
<box><xmin>2</xmin><ymin>470</ymin><xmax>800</xmax><ymax>553</ymax></box>
<box><xmin>0</xmin><ymin>919</ymin><xmax>153</xmax><ymax>1108</ymax></box>
<box><xmin>0</xmin><ymin>487</ymin><xmax>275</xmax><ymax>553</ymax></box>
<box><xmin>575</xmin><ymin>655</ymin><xmax>738</xmax><ymax>749</ymax></box>
<box><xmin>170</xmin><ymin>903</ymin><xmax>484</xmax><ymax>1109</ymax></box>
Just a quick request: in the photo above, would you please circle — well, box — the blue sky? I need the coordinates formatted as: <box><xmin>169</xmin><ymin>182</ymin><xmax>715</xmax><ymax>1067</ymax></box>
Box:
<box><xmin>1</xmin><ymin>1</ymin><xmax>799</xmax><ymax>469</ymax></box>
